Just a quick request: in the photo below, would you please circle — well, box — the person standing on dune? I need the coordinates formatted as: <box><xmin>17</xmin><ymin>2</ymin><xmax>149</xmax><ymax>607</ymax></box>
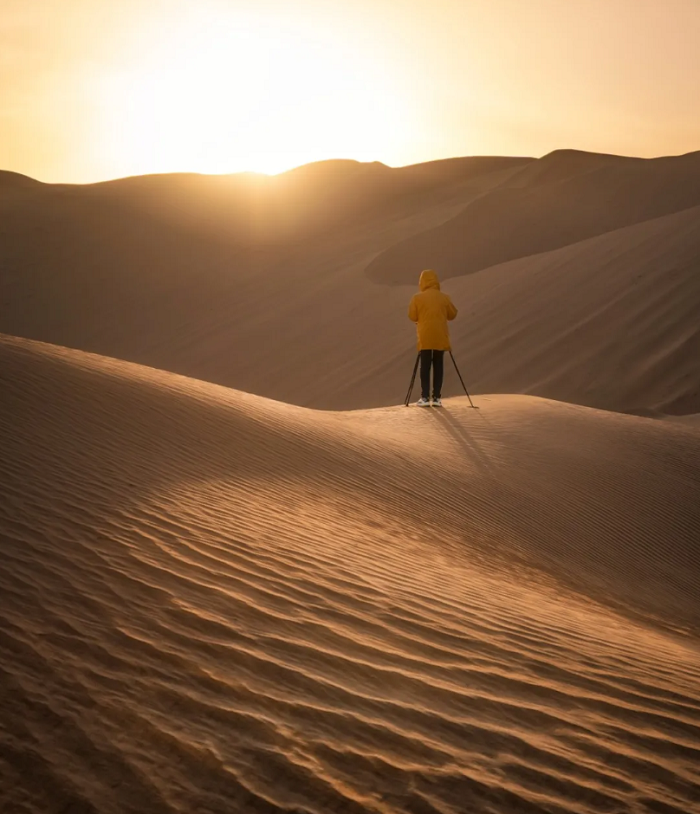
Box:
<box><xmin>408</xmin><ymin>269</ymin><xmax>458</xmax><ymax>407</ymax></box>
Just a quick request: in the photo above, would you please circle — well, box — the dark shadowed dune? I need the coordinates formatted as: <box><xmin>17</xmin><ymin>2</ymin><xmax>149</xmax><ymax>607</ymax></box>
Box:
<box><xmin>365</xmin><ymin>150</ymin><xmax>700</xmax><ymax>284</ymax></box>
<box><xmin>19</xmin><ymin>156</ymin><xmax>533</xmax><ymax>246</ymax></box>
<box><xmin>503</xmin><ymin>148</ymin><xmax>634</xmax><ymax>188</ymax></box>
<box><xmin>1</xmin><ymin>150</ymin><xmax>699</xmax><ymax>418</ymax></box>
<box><xmin>0</xmin><ymin>170</ymin><xmax>44</xmax><ymax>190</ymax></box>
<box><xmin>425</xmin><ymin>206</ymin><xmax>700</xmax><ymax>416</ymax></box>
<box><xmin>0</xmin><ymin>156</ymin><xmax>527</xmax><ymax>390</ymax></box>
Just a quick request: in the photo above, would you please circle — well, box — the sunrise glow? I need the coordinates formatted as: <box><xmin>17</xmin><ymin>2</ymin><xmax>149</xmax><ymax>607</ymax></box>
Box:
<box><xmin>97</xmin><ymin>11</ymin><xmax>411</xmax><ymax>177</ymax></box>
<box><xmin>2</xmin><ymin>0</ymin><xmax>698</xmax><ymax>182</ymax></box>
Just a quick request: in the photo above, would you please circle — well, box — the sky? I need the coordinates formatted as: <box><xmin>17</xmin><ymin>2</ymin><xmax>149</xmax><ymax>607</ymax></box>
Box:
<box><xmin>1</xmin><ymin>0</ymin><xmax>699</xmax><ymax>183</ymax></box>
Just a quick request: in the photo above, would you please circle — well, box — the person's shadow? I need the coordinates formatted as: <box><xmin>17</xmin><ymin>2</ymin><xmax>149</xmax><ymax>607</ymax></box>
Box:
<box><xmin>429</xmin><ymin>406</ymin><xmax>496</xmax><ymax>477</ymax></box>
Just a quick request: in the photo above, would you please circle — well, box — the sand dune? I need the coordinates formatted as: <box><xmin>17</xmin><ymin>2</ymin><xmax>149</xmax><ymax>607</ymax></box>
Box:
<box><xmin>0</xmin><ymin>155</ymin><xmax>524</xmax><ymax>372</ymax></box>
<box><xmin>0</xmin><ymin>170</ymin><xmax>44</xmax><ymax>191</ymax></box>
<box><xmin>1</xmin><ymin>155</ymin><xmax>529</xmax><ymax>247</ymax></box>
<box><xmin>428</xmin><ymin>205</ymin><xmax>700</xmax><ymax>416</ymax></box>
<box><xmin>0</xmin><ymin>156</ymin><xmax>527</xmax><ymax>404</ymax></box>
<box><xmin>366</xmin><ymin>150</ymin><xmax>700</xmax><ymax>284</ymax></box>
<box><xmin>190</xmin><ymin>203</ymin><xmax>698</xmax><ymax>416</ymax></box>
<box><xmin>2</xmin><ymin>150</ymin><xmax>699</xmax><ymax>418</ymax></box>
<box><xmin>500</xmin><ymin>149</ymin><xmax>634</xmax><ymax>190</ymax></box>
<box><xmin>1</xmin><ymin>334</ymin><xmax>700</xmax><ymax>813</ymax></box>
<box><xmin>3</xmin><ymin>147</ymin><xmax>699</xmax><ymax>814</ymax></box>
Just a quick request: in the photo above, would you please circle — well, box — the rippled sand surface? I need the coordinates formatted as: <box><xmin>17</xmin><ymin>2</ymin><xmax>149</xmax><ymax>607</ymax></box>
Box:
<box><xmin>2</xmin><ymin>335</ymin><xmax>699</xmax><ymax>813</ymax></box>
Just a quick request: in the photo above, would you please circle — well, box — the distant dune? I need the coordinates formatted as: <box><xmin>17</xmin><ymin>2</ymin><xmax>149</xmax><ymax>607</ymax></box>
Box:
<box><xmin>1</xmin><ymin>149</ymin><xmax>699</xmax><ymax>416</ymax></box>
<box><xmin>0</xmin><ymin>170</ymin><xmax>44</xmax><ymax>190</ymax></box>
<box><xmin>365</xmin><ymin>150</ymin><xmax>700</xmax><ymax>284</ymax></box>
<box><xmin>499</xmin><ymin>148</ymin><xmax>633</xmax><ymax>189</ymax></box>
<box><xmin>2</xmin><ymin>335</ymin><xmax>699</xmax><ymax>813</ymax></box>
<box><xmin>436</xmin><ymin>205</ymin><xmax>700</xmax><ymax>415</ymax></box>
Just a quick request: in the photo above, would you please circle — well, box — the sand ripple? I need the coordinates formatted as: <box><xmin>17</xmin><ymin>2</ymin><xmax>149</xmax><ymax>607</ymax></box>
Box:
<box><xmin>1</xmin><ymin>336</ymin><xmax>699</xmax><ymax>813</ymax></box>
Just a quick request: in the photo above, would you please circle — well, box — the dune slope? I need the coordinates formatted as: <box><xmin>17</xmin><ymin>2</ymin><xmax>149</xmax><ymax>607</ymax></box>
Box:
<box><xmin>441</xmin><ymin>205</ymin><xmax>700</xmax><ymax>416</ymax></box>
<box><xmin>2</xmin><ymin>151</ymin><xmax>699</xmax><ymax>418</ymax></box>
<box><xmin>306</xmin><ymin>205</ymin><xmax>700</xmax><ymax>415</ymax></box>
<box><xmin>1</xmin><ymin>335</ymin><xmax>699</xmax><ymax>814</ymax></box>
<box><xmin>0</xmin><ymin>157</ymin><xmax>523</xmax><ymax>385</ymax></box>
<box><xmin>366</xmin><ymin>150</ymin><xmax>700</xmax><ymax>284</ymax></box>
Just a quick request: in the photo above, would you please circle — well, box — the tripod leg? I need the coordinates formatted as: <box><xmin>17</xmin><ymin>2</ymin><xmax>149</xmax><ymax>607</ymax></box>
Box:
<box><xmin>404</xmin><ymin>353</ymin><xmax>420</xmax><ymax>406</ymax></box>
<box><xmin>449</xmin><ymin>351</ymin><xmax>476</xmax><ymax>408</ymax></box>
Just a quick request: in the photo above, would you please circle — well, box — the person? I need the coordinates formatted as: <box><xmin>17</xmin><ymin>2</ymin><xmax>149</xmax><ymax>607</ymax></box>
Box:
<box><xmin>408</xmin><ymin>269</ymin><xmax>458</xmax><ymax>407</ymax></box>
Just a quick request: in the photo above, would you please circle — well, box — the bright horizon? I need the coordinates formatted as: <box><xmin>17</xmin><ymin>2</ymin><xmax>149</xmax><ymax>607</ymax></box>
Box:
<box><xmin>2</xmin><ymin>0</ymin><xmax>699</xmax><ymax>183</ymax></box>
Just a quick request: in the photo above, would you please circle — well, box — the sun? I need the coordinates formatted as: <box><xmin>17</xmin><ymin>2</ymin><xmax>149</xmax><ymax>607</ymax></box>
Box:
<box><xmin>99</xmin><ymin>11</ymin><xmax>410</xmax><ymax>178</ymax></box>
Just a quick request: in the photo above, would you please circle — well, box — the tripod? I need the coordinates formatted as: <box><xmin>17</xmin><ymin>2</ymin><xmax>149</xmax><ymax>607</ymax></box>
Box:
<box><xmin>404</xmin><ymin>351</ymin><xmax>476</xmax><ymax>408</ymax></box>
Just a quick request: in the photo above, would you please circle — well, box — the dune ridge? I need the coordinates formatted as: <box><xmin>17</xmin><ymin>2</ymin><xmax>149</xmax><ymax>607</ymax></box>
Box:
<box><xmin>2</xmin><ymin>335</ymin><xmax>699</xmax><ymax>813</ymax></box>
<box><xmin>365</xmin><ymin>150</ymin><xmax>700</xmax><ymax>284</ymax></box>
<box><xmin>431</xmin><ymin>205</ymin><xmax>700</xmax><ymax>416</ymax></box>
<box><xmin>2</xmin><ymin>149</ymin><xmax>699</xmax><ymax>417</ymax></box>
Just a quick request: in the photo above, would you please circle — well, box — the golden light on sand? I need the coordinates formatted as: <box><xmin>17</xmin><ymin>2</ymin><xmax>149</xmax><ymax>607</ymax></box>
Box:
<box><xmin>99</xmin><ymin>11</ymin><xmax>410</xmax><ymax>177</ymax></box>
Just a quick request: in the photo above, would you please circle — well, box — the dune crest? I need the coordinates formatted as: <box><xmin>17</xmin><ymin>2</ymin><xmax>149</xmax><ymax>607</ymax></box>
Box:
<box><xmin>2</xmin><ymin>335</ymin><xmax>699</xmax><ymax>813</ymax></box>
<box><xmin>366</xmin><ymin>150</ymin><xmax>700</xmax><ymax>284</ymax></box>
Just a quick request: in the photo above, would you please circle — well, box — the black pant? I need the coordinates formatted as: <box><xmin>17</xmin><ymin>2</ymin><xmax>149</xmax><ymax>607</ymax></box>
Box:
<box><xmin>420</xmin><ymin>350</ymin><xmax>444</xmax><ymax>399</ymax></box>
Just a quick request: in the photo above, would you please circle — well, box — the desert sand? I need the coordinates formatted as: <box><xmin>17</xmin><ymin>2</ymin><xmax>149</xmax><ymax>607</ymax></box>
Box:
<box><xmin>1</xmin><ymin>335</ymin><xmax>699</xmax><ymax>813</ymax></box>
<box><xmin>1</xmin><ymin>150</ymin><xmax>699</xmax><ymax>414</ymax></box>
<box><xmin>1</xmin><ymin>149</ymin><xmax>700</xmax><ymax>813</ymax></box>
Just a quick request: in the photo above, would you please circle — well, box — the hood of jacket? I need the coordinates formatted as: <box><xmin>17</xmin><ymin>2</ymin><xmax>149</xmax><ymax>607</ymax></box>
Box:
<box><xmin>419</xmin><ymin>269</ymin><xmax>440</xmax><ymax>292</ymax></box>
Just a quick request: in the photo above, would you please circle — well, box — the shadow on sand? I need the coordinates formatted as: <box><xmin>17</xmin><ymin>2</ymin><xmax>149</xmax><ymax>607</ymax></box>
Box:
<box><xmin>429</xmin><ymin>405</ymin><xmax>496</xmax><ymax>477</ymax></box>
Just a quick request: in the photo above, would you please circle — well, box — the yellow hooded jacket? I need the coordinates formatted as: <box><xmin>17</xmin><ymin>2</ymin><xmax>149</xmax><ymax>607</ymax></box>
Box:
<box><xmin>408</xmin><ymin>269</ymin><xmax>458</xmax><ymax>351</ymax></box>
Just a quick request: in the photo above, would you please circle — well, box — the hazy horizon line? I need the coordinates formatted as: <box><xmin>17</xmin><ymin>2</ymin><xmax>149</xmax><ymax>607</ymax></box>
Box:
<box><xmin>5</xmin><ymin>145</ymin><xmax>700</xmax><ymax>187</ymax></box>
